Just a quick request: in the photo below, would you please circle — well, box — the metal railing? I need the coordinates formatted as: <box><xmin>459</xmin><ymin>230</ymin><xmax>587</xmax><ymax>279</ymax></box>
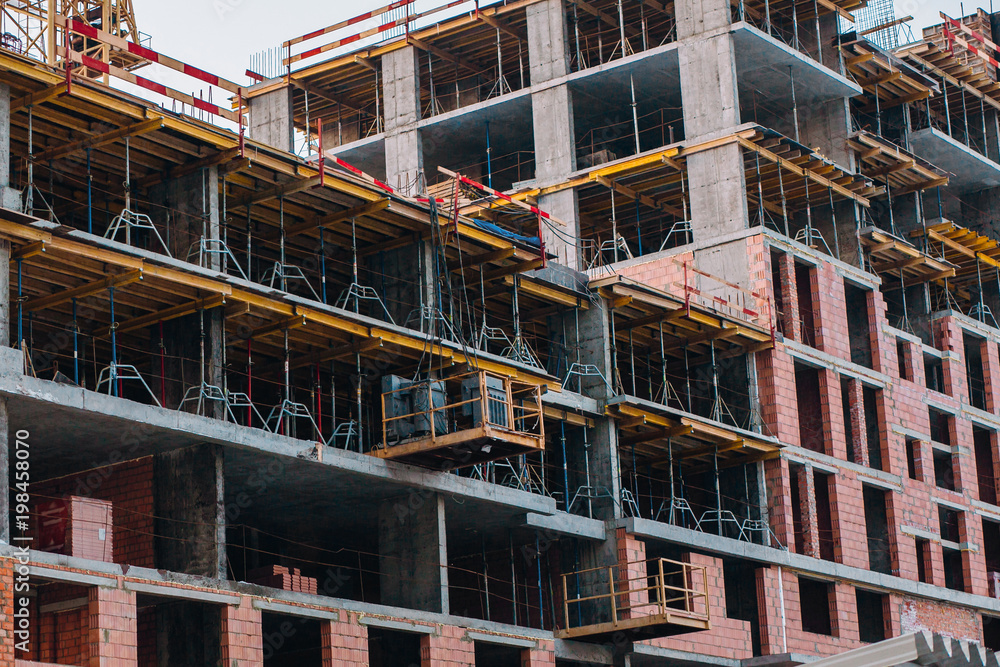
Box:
<box><xmin>561</xmin><ymin>557</ymin><xmax>710</xmax><ymax>631</ymax></box>
<box><xmin>380</xmin><ymin>370</ymin><xmax>544</xmax><ymax>446</ymax></box>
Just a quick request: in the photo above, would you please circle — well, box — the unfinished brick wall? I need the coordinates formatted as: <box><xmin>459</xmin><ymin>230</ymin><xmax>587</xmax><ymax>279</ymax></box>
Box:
<box><xmin>25</xmin><ymin>583</ymin><xmax>91</xmax><ymax>663</ymax></box>
<box><xmin>32</xmin><ymin>457</ymin><xmax>155</xmax><ymax>568</ymax></box>
<box><xmin>615</xmin><ymin>527</ymin><xmax>651</xmax><ymax>618</ymax></box>
<box><xmin>0</xmin><ymin>558</ymin><xmax>14</xmax><ymax>667</ymax></box>
<box><xmin>898</xmin><ymin>596</ymin><xmax>980</xmax><ymax>642</ymax></box>
<box><xmin>756</xmin><ymin>568</ymin><xmax>859</xmax><ymax>657</ymax></box>
<box><xmin>321</xmin><ymin>612</ymin><xmax>368</xmax><ymax>667</ymax></box>
<box><xmin>645</xmin><ymin>553</ymin><xmax>753</xmax><ymax>660</ymax></box>
<box><xmin>220</xmin><ymin>596</ymin><xmax>263</xmax><ymax>667</ymax></box>
<box><xmin>88</xmin><ymin>586</ymin><xmax>137</xmax><ymax>666</ymax></box>
<box><xmin>520</xmin><ymin>639</ymin><xmax>556</xmax><ymax>666</ymax></box>
<box><xmin>420</xmin><ymin>624</ymin><xmax>475</xmax><ymax>667</ymax></box>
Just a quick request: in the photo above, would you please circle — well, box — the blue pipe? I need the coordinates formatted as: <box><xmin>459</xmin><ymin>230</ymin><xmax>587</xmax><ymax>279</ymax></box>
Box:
<box><xmin>86</xmin><ymin>149</ymin><xmax>92</xmax><ymax>234</ymax></box>
<box><xmin>72</xmin><ymin>298</ymin><xmax>79</xmax><ymax>384</ymax></box>
<box><xmin>109</xmin><ymin>285</ymin><xmax>117</xmax><ymax>397</ymax></box>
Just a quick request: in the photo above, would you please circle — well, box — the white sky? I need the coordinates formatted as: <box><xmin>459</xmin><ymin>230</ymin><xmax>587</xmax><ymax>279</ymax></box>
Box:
<box><xmin>124</xmin><ymin>0</ymin><xmax>976</xmax><ymax>114</ymax></box>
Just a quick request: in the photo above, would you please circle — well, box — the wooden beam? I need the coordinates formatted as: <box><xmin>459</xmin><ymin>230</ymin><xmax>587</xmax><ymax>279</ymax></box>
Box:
<box><xmin>136</xmin><ymin>148</ymin><xmax>240</xmax><ymax>189</ymax></box>
<box><xmin>282</xmin><ymin>198</ymin><xmax>391</xmax><ymax>239</ymax></box>
<box><xmin>234</xmin><ymin>176</ymin><xmax>322</xmax><ymax>210</ymax></box>
<box><xmin>450</xmin><ymin>247</ymin><xmax>516</xmax><ymax>272</ymax></box>
<box><xmin>116</xmin><ymin>295</ymin><xmax>226</xmax><ymax>334</ymax></box>
<box><xmin>474</xmin><ymin>12</ymin><xmax>525</xmax><ymax>42</ymax></box>
<box><xmin>13</xmin><ymin>241</ymin><xmax>46</xmax><ymax>260</ymax></box>
<box><xmin>33</xmin><ymin>117</ymin><xmax>164</xmax><ymax>163</ymax></box>
<box><xmin>248</xmin><ymin>314</ymin><xmax>307</xmax><ymax>340</ymax></box>
<box><xmin>566</xmin><ymin>0</ymin><xmax>640</xmax><ymax>37</ymax></box>
<box><xmin>25</xmin><ymin>270</ymin><xmax>143</xmax><ymax>312</ymax></box>
<box><xmin>620</xmin><ymin>424</ymin><xmax>693</xmax><ymax>446</ymax></box>
<box><xmin>406</xmin><ymin>35</ymin><xmax>483</xmax><ymax>75</ymax></box>
<box><xmin>481</xmin><ymin>259</ymin><xmax>545</xmax><ymax>281</ymax></box>
<box><xmin>11</xmin><ymin>83</ymin><xmax>68</xmax><ymax>112</ymax></box>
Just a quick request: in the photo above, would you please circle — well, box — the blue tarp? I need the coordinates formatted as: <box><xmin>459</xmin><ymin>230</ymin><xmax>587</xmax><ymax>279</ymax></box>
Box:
<box><xmin>473</xmin><ymin>219</ymin><xmax>541</xmax><ymax>248</ymax></box>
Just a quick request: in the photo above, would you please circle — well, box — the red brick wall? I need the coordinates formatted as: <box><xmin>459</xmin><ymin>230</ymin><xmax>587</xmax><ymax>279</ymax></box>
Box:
<box><xmin>615</xmin><ymin>527</ymin><xmax>651</xmax><ymax>618</ymax></box>
<box><xmin>30</xmin><ymin>584</ymin><xmax>90</xmax><ymax>663</ymax></box>
<box><xmin>0</xmin><ymin>558</ymin><xmax>14</xmax><ymax>667</ymax></box>
<box><xmin>420</xmin><ymin>625</ymin><xmax>475</xmax><ymax>667</ymax></box>
<box><xmin>88</xmin><ymin>587</ymin><xmax>137</xmax><ymax>667</ymax></box>
<box><xmin>898</xmin><ymin>597</ymin><xmax>979</xmax><ymax>642</ymax></box>
<box><xmin>521</xmin><ymin>639</ymin><xmax>555</xmax><ymax>666</ymax></box>
<box><xmin>644</xmin><ymin>553</ymin><xmax>753</xmax><ymax>660</ymax></box>
<box><xmin>220</xmin><ymin>596</ymin><xmax>263</xmax><ymax>667</ymax></box>
<box><xmin>33</xmin><ymin>457</ymin><xmax>154</xmax><ymax>568</ymax></box>
<box><xmin>321</xmin><ymin>612</ymin><xmax>368</xmax><ymax>667</ymax></box>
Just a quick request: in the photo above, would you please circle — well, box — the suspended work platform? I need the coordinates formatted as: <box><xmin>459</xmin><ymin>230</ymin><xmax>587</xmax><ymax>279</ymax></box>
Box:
<box><xmin>374</xmin><ymin>370</ymin><xmax>545</xmax><ymax>470</ymax></box>
<box><xmin>557</xmin><ymin>557</ymin><xmax>711</xmax><ymax>642</ymax></box>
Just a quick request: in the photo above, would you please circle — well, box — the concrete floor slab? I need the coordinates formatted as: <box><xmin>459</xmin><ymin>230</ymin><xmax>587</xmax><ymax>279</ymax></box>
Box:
<box><xmin>733</xmin><ymin>23</ymin><xmax>861</xmax><ymax>107</ymax></box>
<box><xmin>908</xmin><ymin>127</ymin><xmax>1000</xmax><ymax>194</ymax></box>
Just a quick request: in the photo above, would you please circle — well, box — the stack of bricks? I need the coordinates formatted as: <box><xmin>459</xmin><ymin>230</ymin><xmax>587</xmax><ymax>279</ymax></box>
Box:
<box><xmin>321</xmin><ymin>612</ymin><xmax>368</xmax><ymax>666</ymax></box>
<box><xmin>247</xmin><ymin>566</ymin><xmax>318</xmax><ymax>594</ymax></box>
<box><xmin>88</xmin><ymin>587</ymin><xmax>137</xmax><ymax>665</ymax></box>
<box><xmin>35</xmin><ymin>497</ymin><xmax>114</xmax><ymax>563</ymax></box>
<box><xmin>220</xmin><ymin>596</ymin><xmax>263</xmax><ymax>667</ymax></box>
<box><xmin>420</xmin><ymin>625</ymin><xmax>475</xmax><ymax>667</ymax></box>
<box><xmin>32</xmin><ymin>457</ymin><xmax>155</xmax><ymax>567</ymax></box>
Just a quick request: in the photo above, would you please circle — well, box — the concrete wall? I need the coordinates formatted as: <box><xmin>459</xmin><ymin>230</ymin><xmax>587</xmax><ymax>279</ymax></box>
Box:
<box><xmin>249</xmin><ymin>87</ymin><xmax>295</xmax><ymax>153</ymax></box>
<box><xmin>154</xmin><ymin>445</ymin><xmax>226</xmax><ymax>578</ymax></box>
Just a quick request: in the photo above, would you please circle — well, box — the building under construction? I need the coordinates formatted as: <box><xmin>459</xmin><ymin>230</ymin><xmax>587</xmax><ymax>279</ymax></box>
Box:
<box><xmin>2</xmin><ymin>0</ymin><xmax>1000</xmax><ymax>665</ymax></box>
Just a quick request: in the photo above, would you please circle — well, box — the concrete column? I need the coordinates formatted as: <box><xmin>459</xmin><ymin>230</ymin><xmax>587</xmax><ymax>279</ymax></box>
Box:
<box><xmin>205</xmin><ymin>165</ymin><xmax>225</xmax><ymax>418</ymax></box>
<box><xmin>561</xmin><ymin>301</ymin><xmax>621</xmax><ymax>520</ymax></box>
<box><xmin>532</xmin><ymin>86</ymin><xmax>580</xmax><ymax>269</ymax></box>
<box><xmin>153</xmin><ymin>444</ymin><xmax>226</xmax><ymax>578</ymax></box>
<box><xmin>678</xmin><ymin>35</ymin><xmax>740</xmax><ymax>137</ymax></box>
<box><xmin>526</xmin><ymin>0</ymin><xmax>570</xmax><ymax>82</ymax></box>
<box><xmin>383</xmin><ymin>47</ymin><xmax>424</xmax><ymax>193</ymax></box>
<box><xmin>0</xmin><ymin>83</ymin><xmax>9</xmax><ymax>189</ymax></box>
<box><xmin>0</xmin><ymin>84</ymin><xmax>21</xmax><ymax>211</ymax></box>
<box><xmin>677</xmin><ymin>0</ymin><xmax>749</xmax><ymax>244</ymax></box>
<box><xmin>249</xmin><ymin>86</ymin><xmax>295</xmax><ymax>153</ymax></box>
<box><xmin>676</xmin><ymin>0</ymin><xmax>733</xmax><ymax>38</ymax></box>
<box><xmin>378</xmin><ymin>493</ymin><xmax>449</xmax><ymax>614</ymax></box>
<box><xmin>684</xmin><ymin>145</ymin><xmax>749</xmax><ymax>242</ymax></box>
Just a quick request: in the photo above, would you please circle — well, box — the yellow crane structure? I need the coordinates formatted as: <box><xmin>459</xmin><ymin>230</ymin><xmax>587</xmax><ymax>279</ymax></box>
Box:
<box><xmin>0</xmin><ymin>0</ymin><xmax>147</xmax><ymax>80</ymax></box>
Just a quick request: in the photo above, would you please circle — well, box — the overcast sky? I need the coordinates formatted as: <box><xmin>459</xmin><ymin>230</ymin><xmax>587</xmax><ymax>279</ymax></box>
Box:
<box><xmin>124</xmin><ymin>0</ymin><xmax>975</xmax><ymax>111</ymax></box>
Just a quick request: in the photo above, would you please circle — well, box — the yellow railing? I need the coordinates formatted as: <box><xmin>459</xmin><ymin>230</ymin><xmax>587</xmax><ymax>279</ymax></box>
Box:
<box><xmin>561</xmin><ymin>558</ymin><xmax>710</xmax><ymax>631</ymax></box>
<box><xmin>381</xmin><ymin>370</ymin><xmax>544</xmax><ymax>446</ymax></box>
